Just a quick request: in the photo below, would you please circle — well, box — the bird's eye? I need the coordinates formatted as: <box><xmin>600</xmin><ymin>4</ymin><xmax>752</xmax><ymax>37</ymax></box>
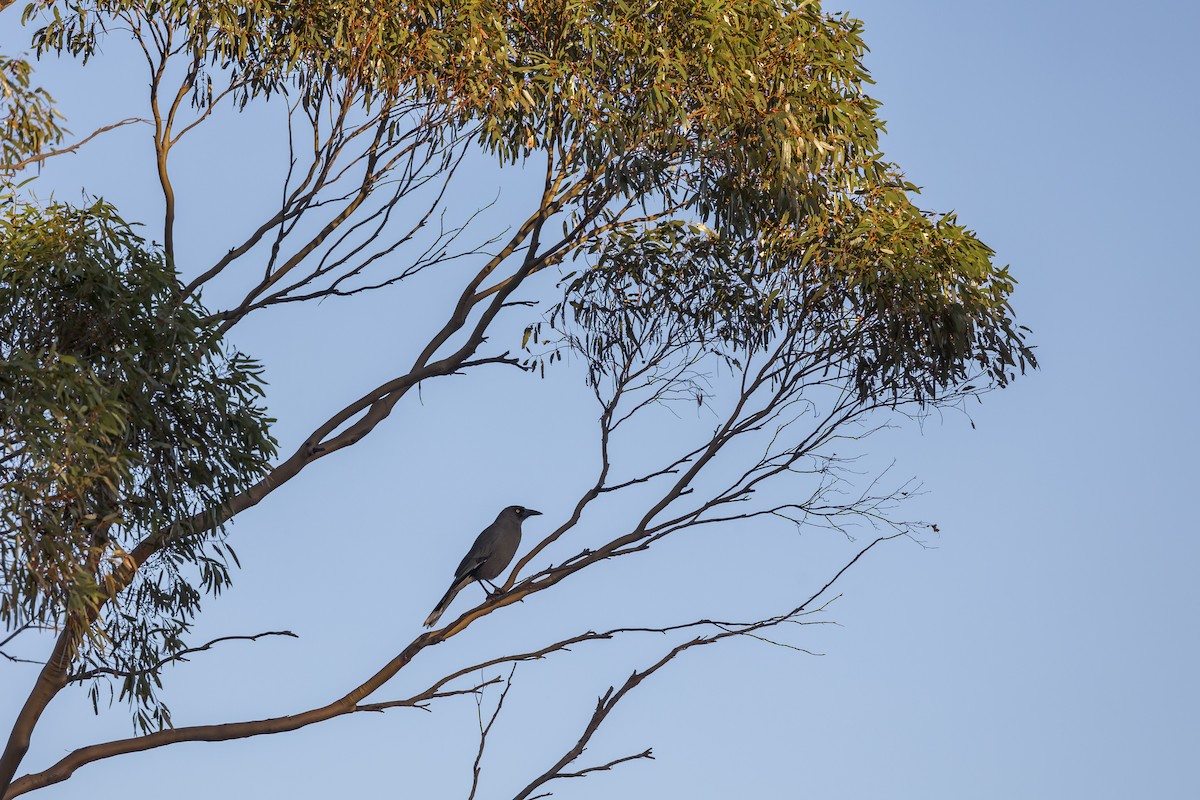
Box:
<box><xmin>515</xmin><ymin>507</ymin><xmax>524</xmax><ymax>514</ymax></box>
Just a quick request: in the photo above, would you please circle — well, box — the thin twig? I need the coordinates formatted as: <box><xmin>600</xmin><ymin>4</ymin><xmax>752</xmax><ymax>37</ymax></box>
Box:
<box><xmin>3</xmin><ymin>118</ymin><xmax>147</xmax><ymax>172</ymax></box>
<box><xmin>67</xmin><ymin>631</ymin><xmax>297</xmax><ymax>683</ymax></box>
<box><xmin>468</xmin><ymin>665</ymin><xmax>517</xmax><ymax>800</ymax></box>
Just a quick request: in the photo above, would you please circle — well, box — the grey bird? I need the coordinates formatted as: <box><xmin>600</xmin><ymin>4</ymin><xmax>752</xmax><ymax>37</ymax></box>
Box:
<box><xmin>423</xmin><ymin>505</ymin><xmax>542</xmax><ymax>628</ymax></box>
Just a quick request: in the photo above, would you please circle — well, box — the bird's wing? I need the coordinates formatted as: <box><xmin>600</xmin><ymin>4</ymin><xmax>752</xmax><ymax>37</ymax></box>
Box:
<box><xmin>454</xmin><ymin>523</ymin><xmax>501</xmax><ymax>579</ymax></box>
<box><xmin>453</xmin><ymin>553</ymin><xmax>488</xmax><ymax>581</ymax></box>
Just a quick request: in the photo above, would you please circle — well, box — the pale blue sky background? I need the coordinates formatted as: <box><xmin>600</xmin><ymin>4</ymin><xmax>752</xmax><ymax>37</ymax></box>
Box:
<box><xmin>3</xmin><ymin>1</ymin><xmax>1198</xmax><ymax>798</ymax></box>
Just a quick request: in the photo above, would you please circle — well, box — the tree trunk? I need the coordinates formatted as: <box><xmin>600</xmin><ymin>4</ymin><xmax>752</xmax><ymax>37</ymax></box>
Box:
<box><xmin>0</xmin><ymin>630</ymin><xmax>72</xmax><ymax>797</ymax></box>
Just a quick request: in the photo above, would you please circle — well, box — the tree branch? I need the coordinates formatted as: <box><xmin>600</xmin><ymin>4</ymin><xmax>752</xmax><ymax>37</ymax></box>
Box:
<box><xmin>468</xmin><ymin>665</ymin><xmax>517</xmax><ymax>800</ymax></box>
<box><xmin>3</xmin><ymin>524</ymin><xmax>904</xmax><ymax>798</ymax></box>
<box><xmin>554</xmin><ymin>748</ymin><xmax>655</xmax><ymax>780</ymax></box>
<box><xmin>67</xmin><ymin>631</ymin><xmax>297</xmax><ymax>683</ymax></box>
<box><xmin>3</xmin><ymin>119</ymin><xmax>147</xmax><ymax>173</ymax></box>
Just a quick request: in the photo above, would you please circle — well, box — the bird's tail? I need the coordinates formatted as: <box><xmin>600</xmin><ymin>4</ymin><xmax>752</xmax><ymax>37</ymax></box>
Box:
<box><xmin>423</xmin><ymin>577</ymin><xmax>468</xmax><ymax>628</ymax></box>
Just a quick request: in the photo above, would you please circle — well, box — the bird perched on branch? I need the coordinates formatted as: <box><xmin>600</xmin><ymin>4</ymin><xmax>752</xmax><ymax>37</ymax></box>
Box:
<box><xmin>423</xmin><ymin>505</ymin><xmax>542</xmax><ymax>628</ymax></box>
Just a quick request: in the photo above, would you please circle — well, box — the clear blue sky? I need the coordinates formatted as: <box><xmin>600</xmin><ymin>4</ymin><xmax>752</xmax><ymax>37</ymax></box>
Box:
<box><xmin>3</xmin><ymin>1</ymin><xmax>1198</xmax><ymax>798</ymax></box>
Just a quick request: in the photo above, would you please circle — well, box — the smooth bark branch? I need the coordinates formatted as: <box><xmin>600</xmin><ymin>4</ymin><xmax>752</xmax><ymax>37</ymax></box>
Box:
<box><xmin>6</xmin><ymin>534</ymin><xmax>904</xmax><ymax>798</ymax></box>
<box><xmin>67</xmin><ymin>631</ymin><xmax>298</xmax><ymax>683</ymax></box>
<box><xmin>4</xmin><ymin>627</ymin><xmax>435</xmax><ymax>798</ymax></box>
<box><xmin>356</xmin><ymin>676</ymin><xmax>505</xmax><ymax>713</ymax></box>
<box><xmin>0</xmin><ymin>629</ymin><xmax>73</xmax><ymax>793</ymax></box>
<box><xmin>3</xmin><ymin>118</ymin><xmax>148</xmax><ymax>172</ymax></box>
<box><xmin>553</xmin><ymin>748</ymin><xmax>656</xmax><ymax>780</ymax></box>
<box><xmin>145</xmin><ymin>25</ymin><xmax>185</xmax><ymax>264</ymax></box>
<box><xmin>467</xmin><ymin>665</ymin><xmax>516</xmax><ymax>800</ymax></box>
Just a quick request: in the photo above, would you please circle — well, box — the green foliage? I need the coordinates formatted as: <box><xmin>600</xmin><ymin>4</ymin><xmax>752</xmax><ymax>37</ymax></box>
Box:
<box><xmin>0</xmin><ymin>200</ymin><xmax>276</xmax><ymax>730</ymax></box>
<box><xmin>25</xmin><ymin>1</ymin><xmax>876</xmax><ymax>222</ymax></box>
<box><xmin>0</xmin><ymin>53</ymin><xmax>66</xmax><ymax>187</ymax></box>
<box><xmin>6</xmin><ymin>0</ymin><xmax>1034</xmax><ymax>733</ymax></box>
<box><xmin>472</xmin><ymin>0</ymin><xmax>885</xmax><ymax>230</ymax></box>
<box><xmin>563</xmin><ymin>180</ymin><xmax>1035</xmax><ymax>404</ymax></box>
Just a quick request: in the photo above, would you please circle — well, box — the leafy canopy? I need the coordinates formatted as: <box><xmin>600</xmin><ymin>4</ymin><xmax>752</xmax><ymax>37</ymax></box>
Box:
<box><xmin>0</xmin><ymin>53</ymin><xmax>66</xmax><ymax>192</ymax></box>
<box><xmin>0</xmin><ymin>200</ymin><xmax>276</xmax><ymax>730</ymax></box>
<box><xmin>3</xmin><ymin>0</ymin><xmax>1033</xmax><ymax>732</ymax></box>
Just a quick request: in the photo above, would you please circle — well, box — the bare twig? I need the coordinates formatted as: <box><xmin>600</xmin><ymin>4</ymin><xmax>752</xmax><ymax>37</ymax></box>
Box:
<box><xmin>0</xmin><ymin>623</ymin><xmax>33</xmax><ymax>651</ymax></box>
<box><xmin>67</xmin><ymin>631</ymin><xmax>298</xmax><ymax>683</ymax></box>
<box><xmin>0</xmin><ymin>652</ymin><xmax>42</xmax><ymax>667</ymax></box>
<box><xmin>555</xmin><ymin>748</ymin><xmax>655</xmax><ymax>780</ymax></box>
<box><xmin>3</xmin><ymin>119</ymin><xmax>148</xmax><ymax>173</ymax></box>
<box><xmin>5</xmin><ymin>532</ymin><xmax>904</xmax><ymax>798</ymax></box>
<box><xmin>468</xmin><ymin>665</ymin><xmax>517</xmax><ymax>800</ymax></box>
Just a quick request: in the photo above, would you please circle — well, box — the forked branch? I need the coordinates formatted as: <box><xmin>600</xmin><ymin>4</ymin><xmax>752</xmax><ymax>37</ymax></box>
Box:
<box><xmin>5</xmin><ymin>534</ymin><xmax>907</xmax><ymax>798</ymax></box>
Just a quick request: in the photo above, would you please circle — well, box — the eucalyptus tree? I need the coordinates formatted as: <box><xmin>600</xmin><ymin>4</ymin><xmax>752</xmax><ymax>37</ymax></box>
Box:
<box><xmin>0</xmin><ymin>1</ymin><xmax>1034</xmax><ymax>797</ymax></box>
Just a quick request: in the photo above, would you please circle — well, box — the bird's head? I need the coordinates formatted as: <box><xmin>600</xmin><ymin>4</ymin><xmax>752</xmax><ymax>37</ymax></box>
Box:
<box><xmin>505</xmin><ymin>505</ymin><xmax>542</xmax><ymax>522</ymax></box>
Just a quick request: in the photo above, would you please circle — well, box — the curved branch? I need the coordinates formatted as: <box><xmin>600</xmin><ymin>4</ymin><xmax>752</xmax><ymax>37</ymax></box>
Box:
<box><xmin>3</xmin><ymin>119</ymin><xmax>148</xmax><ymax>173</ymax></box>
<box><xmin>67</xmin><ymin>631</ymin><xmax>297</xmax><ymax>683</ymax></box>
<box><xmin>5</xmin><ymin>530</ymin><xmax>905</xmax><ymax>798</ymax></box>
<box><xmin>468</xmin><ymin>665</ymin><xmax>517</xmax><ymax>800</ymax></box>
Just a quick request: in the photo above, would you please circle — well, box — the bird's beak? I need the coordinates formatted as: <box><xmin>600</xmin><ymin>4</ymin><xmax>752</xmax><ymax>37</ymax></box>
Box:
<box><xmin>525</xmin><ymin>509</ymin><xmax>543</xmax><ymax>517</ymax></box>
